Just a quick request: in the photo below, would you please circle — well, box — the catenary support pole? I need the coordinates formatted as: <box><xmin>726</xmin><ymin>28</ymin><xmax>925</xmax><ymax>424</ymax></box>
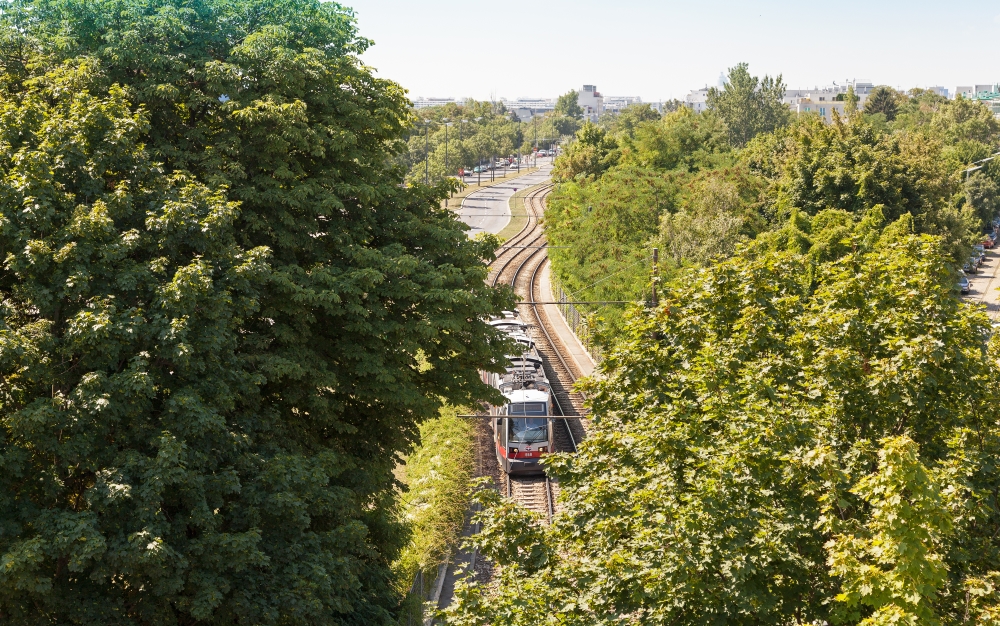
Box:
<box><xmin>651</xmin><ymin>247</ymin><xmax>659</xmax><ymax>308</ymax></box>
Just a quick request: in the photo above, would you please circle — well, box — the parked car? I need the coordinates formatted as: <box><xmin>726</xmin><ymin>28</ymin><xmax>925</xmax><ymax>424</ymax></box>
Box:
<box><xmin>983</xmin><ymin>237</ymin><xmax>995</xmax><ymax>249</ymax></box>
<box><xmin>971</xmin><ymin>255</ymin><xmax>983</xmax><ymax>269</ymax></box>
<box><xmin>965</xmin><ymin>261</ymin><xmax>978</xmax><ymax>274</ymax></box>
<box><xmin>959</xmin><ymin>275</ymin><xmax>971</xmax><ymax>294</ymax></box>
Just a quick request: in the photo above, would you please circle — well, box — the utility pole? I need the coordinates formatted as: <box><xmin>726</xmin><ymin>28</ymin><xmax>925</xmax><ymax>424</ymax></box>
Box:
<box><xmin>651</xmin><ymin>248</ymin><xmax>659</xmax><ymax>308</ymax></box>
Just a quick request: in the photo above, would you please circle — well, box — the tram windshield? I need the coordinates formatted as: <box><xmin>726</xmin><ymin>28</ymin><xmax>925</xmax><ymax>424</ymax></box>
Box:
<box><xmin>508</xmin><ymin>418</ymin><xmax>548</xmax><ymax>444</ymax></box>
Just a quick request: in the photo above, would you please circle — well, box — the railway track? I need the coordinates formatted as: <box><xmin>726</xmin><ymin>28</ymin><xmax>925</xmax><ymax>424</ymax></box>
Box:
<box><xmin>490</xmin><ymin>183</ymin><xmax>589</xmax><ymax>522</ymax></box>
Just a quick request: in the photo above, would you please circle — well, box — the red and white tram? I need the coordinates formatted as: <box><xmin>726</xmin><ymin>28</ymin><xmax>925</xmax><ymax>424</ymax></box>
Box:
<box><xmin>482</xmin><ymin>311</ymin><xmax>555</xmax><ymax>475</ymax></box>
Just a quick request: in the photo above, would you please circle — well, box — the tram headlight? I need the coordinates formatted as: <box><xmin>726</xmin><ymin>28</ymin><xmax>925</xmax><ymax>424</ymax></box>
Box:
<box><xmin>508</xmin><ymin>447</ymin><xmax>518</xmax><ymax>456</ymax></box>
<box><xmin>539</xmin><ymin>446</ymin><xmax>548</xmax><ymax>453</ymax></box>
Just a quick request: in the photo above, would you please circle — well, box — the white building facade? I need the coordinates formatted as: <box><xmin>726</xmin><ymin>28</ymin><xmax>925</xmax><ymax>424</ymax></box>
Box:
<box><xmin>411</xmin><ymin>97</ymin><xmax>459</xmax><ymax>109</ymax></box>
<box><xmin>685</xmin><ymin>88</ymin><xmax>710</xmax><ymax>113</ymax></box>
<box><xmin>683</xmin><ymin>80</ymin><xmax>874</xmax><ymax>123</ymax></box>
<box><xmin>603</xmin><ymin>95</ymin><xmax>643</xmax><ymax>113</ymax></box>
<box><xmin>577</xmin><ymin>85</ymin><xmax>604</xmax><ymax>122</ymax></box>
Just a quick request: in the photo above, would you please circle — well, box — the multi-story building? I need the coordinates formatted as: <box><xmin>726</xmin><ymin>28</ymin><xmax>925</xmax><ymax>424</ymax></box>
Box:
<box><xmin>411</xmin><ymin>97</ymin><xmax>459</xmax><ymax>109</ymax></box>
<box><xmin>685</xmin><ymin>80</ymin><xmax>873</xmax><ymax>123</ymax></box>
<box><xmin>962</xmin><ymin>85</ymin><xmax>1000</xmax><ymax>117</ymax></box>
<box><xmin>955</xmin><ymin>85</ymin><xmax>996</xmax><ymax>99</ymax></box>
<box><xmin>603</xmin><ymin>95</ymin><xmax>643</xmax><ymax>113</ymax></box>
<box><xmin>504</xmin><ymin>97</ymin><xmax>556</xmax><ymax>121</ymax></box>
<box><xmin>577</xmin><ymin>85</ymin><xmax>604</xmax><ymax>122</ymax></box>
<box><xmin>684</xmin><ymin>87</ymin><xmax>710</xmax><ymax>113</ymax></box>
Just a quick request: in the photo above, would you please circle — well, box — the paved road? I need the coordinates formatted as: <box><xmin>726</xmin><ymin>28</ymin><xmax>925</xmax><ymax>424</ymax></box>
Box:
<box><xmin>964</xmin><ymin>246</ymin><xmax>1000</xmax><ymax>319</ymax></box>
<box><xmin>458</xmin><ymin>159</ymin><xmax>553</xmax><ymax>236</ymax></box>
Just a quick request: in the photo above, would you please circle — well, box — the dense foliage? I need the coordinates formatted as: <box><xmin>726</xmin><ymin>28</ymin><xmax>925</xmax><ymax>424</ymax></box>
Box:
<box><xmin>554</xmin><ymin>89</ymin><xmax>584</xmax><ymax>119</ymax></box>
<box><xmin>707</xmin><ymin>62</ymin><xmax>791</xmax><ymax>148</ymax></box>
<box><xmin>449</xmin><ymin>235</ymin><xmax>1000</xmax><ymax>625</ymax></box>
<box><xmin>0</xmin><ymin>1</ymin><xmax>514</xmax><ymax>624</ymax></box>
<box><xmin>394</xmin><ymin>406</ymin><xmax>475</xmax><ymax>614</ymax></box>
<box><xmin>404</xmin><ymin>99</ymin><xmax>579</xmax><ymax>184</ymax></box>
<box><xmin>864</xmin><ymin>86</ymin><xmax>903</xmax><ymax>121</ymax></box>
<box><xmin>544</xmin><ymin>75</ymin><xmax>1000</xmax><ymax>335</ymax></box>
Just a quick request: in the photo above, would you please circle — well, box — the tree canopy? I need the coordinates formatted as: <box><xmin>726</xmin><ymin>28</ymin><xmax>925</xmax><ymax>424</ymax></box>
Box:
<box><xmin>403</xmin><ymin>100</ymin><xmax>577</xmax><ymax>183</ymax></box>
<box><xmin>707</xmin><ymin>62</ymin><xmax>790</xmax><ymax>148</ymax></box>
<box><xmin>554</xmin><ymin>89</ymin><xmax>584</xmax><ymax>119</ymax></box>
<box><xmin>0</xmin><ymin>1</ymin><xmax>513</xmax><ymax>623</ymax></box>
<box><xmin>449</xmin><ymin>235</ymin><xmax>1000</xmax><ymax>625</ymax></box>
<box><xmin>864</xmin><ymin>86</ymin><xmax>902</xmax><ymax>121</ymax></box>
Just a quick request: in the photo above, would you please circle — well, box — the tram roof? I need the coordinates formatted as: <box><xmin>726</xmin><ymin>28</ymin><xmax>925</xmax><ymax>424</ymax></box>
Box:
<box><xmin>505</xmin><ymin>389</ymin><xmax>549</xmax><ymax>404</ymax></box>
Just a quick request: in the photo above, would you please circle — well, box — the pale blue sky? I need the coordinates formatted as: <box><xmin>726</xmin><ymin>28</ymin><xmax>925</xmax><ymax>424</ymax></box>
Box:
<box><xmin>344</xmin><ymin>0</ymin><xmax>1000</xmax><ymax>102</ymax></box>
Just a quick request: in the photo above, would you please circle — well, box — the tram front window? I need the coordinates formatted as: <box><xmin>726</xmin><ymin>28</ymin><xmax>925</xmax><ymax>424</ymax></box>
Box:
<box><xmin>508</xmin><ymin>402</ymin><xmax>546</xmax><ymax>416</ymax></box>
<box><xmin>508</xmin><ymin>418</ymin><xmax>548</xmax><ymax>444</ymax></box>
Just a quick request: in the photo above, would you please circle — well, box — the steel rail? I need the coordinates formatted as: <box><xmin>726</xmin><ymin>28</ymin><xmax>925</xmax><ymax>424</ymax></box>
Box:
<box><xmin>490</xmin><ymin>181</ymin><xmax>582</xmax><ymax>523</ymax></box>
<box><xmin>505</xmin><ymin>189</ymin><xmax>582</xmax><ymax>452</ymax></box>
<box><xmin>488</xmin><ymin>184</ymin><xmax>552</xmax><ymax>288</ymax></box>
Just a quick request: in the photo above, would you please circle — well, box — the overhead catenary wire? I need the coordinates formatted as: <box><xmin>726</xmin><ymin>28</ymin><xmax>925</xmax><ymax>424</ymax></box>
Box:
<box><xmin>558</xmin><ymin>254</ymin><xmax>654</xmax><ymax>302</ymax></box>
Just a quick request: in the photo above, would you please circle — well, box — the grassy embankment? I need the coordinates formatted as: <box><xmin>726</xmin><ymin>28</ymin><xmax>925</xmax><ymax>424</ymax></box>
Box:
<box><xmin>497</xmin><ymin>181</ymin><xmax>551</xmax><ymax>242</ymax></box>
<box><xmin>394</xmin><ymin>405</ymin><xmax>477</xmax><ymax>623</ymax></box>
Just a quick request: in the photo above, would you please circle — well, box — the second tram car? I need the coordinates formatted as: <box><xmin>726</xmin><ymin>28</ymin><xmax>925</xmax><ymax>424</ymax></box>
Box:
<box><xmin>484</xmin><ymin>311</ymin><xmax>555</xmax><ymax>475</ymax></box>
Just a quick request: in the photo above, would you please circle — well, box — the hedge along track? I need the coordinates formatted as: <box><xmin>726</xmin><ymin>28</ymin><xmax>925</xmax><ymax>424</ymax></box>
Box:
<box><xmin>486</xmin><ymin>183</ymin><xmax>588</xmax><ymax>523</ymax></box>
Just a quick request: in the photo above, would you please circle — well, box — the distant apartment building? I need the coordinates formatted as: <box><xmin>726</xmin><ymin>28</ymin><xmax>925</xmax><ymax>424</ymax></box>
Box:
<box><xmin>685</xmin><ymin>79</ymin><xmax>873</xmax><ymax>123</ymax></box>
<box><xmin>960</xmin><ymin>85</ymin><xmax>1000</xmax><ymax>117</ymax></box>
<box><xmin>955</xmin><ymin>85</ymin><xmax>996</xmax><ymax>99</ymax></box>
<box><xmin>503</xmin><ymin>97</ymin><xmax>556</xmax><ymax>121</ymax></box>
<box><xmin>577</xmin><ymin>85</ymin><xmax>604</xmax><ymax>122</ymax></box>
<box><xmin>411</xmin><ymin>97</ymin><xmax>459</xmax><ymax>109</ymax></box>
<box><xmin>685</xmin><ymin>87</ymin><xmax>710</xmax><ymax>113</ymax></box>
<box><xmin>603</xmin><ymin>95</ymin><xmax>643</xmax><ymax>113</ymax></box>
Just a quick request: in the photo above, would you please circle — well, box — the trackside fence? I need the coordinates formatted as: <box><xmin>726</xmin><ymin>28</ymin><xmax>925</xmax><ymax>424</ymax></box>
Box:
<box><xmin>555</xmin><ymin>285</ymin><xmax>602</xmax><ymax>364</ymax></box>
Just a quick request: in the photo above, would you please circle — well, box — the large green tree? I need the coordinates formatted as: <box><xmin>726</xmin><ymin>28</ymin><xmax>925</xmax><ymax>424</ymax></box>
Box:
<box><xmin>864</xmin><ymin>86</ymin><xmax>902</xmax><ymax>121</ymax></box>
<box><xmin>554</xmin><ymin>89</ymin><xmax>584</xmax><ymax>119</ymax></box>
<box><xmin>707</xmin><ymin>62</ymin><xmax>790</xmax><ymax>148</ymax></box>
<box><xmin>0</xmin><ymin>1</ymin><xmax>512</xmax><ymax>624</ymax></box>
<box><xmin>448</xmin><ymin>235</ymin><xmax>1000</xmax><ymax>625</ymax></box>
<box><xmin>741</xmin><ymin>114</ymin><xmax>970</xmax><ymax>257</ymax></box>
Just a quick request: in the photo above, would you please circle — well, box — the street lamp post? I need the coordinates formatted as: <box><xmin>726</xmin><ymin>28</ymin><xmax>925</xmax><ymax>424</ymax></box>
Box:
<box><xmin>474</xmin><ymin>117</ymin><xmax>483</xmax><ymax>186</ymax></box>
<box><xmin>459</xmin><ymin>119</ymin><xmax>467</xmax><ymax>183</ymax></box>
<box><xmin>443</xmin><ymin>118</ymin><xmax>449</xmax><ymax>176</ymax></box>
<box><xmin>533</xmin><ymin>116</ymin><xmax>538</xmax><ymax>167</ymax></box>
<box><xmin>442</xmin><ymin>119</ymin><xmax>452</xmax><ymax>205</ymax></box>
<box><xmin>516</xmin><ymin>117</ymin><xmax>521</xmax><ymax>173</ymax></box>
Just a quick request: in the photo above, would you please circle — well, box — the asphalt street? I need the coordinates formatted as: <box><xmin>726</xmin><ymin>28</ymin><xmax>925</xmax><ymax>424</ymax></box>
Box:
<box><xmin>964</xmin><ymin>246</ymin><xmax>1000</xmax><ymax>319</ymax></box>
<box><xmin>458</xmin><ymin>159</ymin><xmax>553</xmax><ymax>236</ymax></box>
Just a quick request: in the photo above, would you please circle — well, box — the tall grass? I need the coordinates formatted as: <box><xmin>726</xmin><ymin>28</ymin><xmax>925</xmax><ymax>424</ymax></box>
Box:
<box><xmin>395</xmin><ymin>405</ymin><xmax>476</xmax><ymax>623</ymax></box>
